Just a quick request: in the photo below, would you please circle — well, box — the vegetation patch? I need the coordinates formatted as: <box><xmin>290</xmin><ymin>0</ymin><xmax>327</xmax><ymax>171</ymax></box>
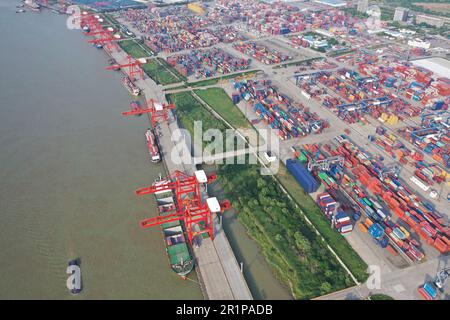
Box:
<box><xmin>188</xmin><ymin>70</ymin><xmax>259</xmax><ymax>88</ymax></box>
<box><xmin>328</xmin><ymin>49</ymin><xmax>357</xmax><ymax>58</ymax></box>
<box><xmin>386</xmin><ymin>0</ymin><xmax>450</xmax><ymax>18</ymax></box>
<box><xmin>164</xmin><ymin>85</ymin><xmax>188</xmax><ymax>91</ymax></box>
<box><xmin>342</xmin><ymin>7</ymin><xmax>370</xmax><ymax>19</ymax></box>
<box><xmin>119</xmin><ymin>40</ymin><xmax>153</xmax><ymax>59</ymax></box>
<box><xmin>143</xmin><ymin>59</ymin><xmax>182</xmax><ymax>85</ymax></box>
<box><xmin>217</xmin><ymin>162</ymin><xmax>355</xmax><ymax>299</ymax></box>
<box><xmin>103</xmin><ymin>13</ymin><xmax>120</xmax><ymax>26</ymax></box>
<box><xmin>194</xmin><ymin>88</ymin><xmax>251</xmax><ymax>129</ymax></box>
<box><xmin>275</xmin><ymin>163</ymin><xmax>369</xmax><ymax>283</ymax></box>
<box><xmin>370</xmin><ymin>294</ymin><xmax>395</xmax><ymax>300</ymax></box>
<box><xmin>166</xmin><ymin>92</ymin><xmax>231</xmax><ymax>150</ymax></box>
<box><xmin>158</xmin><ymin>58</ymin><xmax>187</xmax><ymax>82</ymax></box>
<box><xmin>274</xmin><ymin>57</ymin><xmax>322</xmax><ymax>69</ymax></box>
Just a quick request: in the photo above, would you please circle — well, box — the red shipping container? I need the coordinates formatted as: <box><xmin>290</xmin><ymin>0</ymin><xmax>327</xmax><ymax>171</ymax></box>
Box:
<box><xmin>386</xmin><ymin>244</ymin><xmax>398</xmax><ymax>256</ymax></box>
<box><xmin>393</xmin><ymin>206</ymin><xmax>405</xmax><ymax>218</ymax></box>
<box><xmin>433</xmin><ymin>237</ymin><xmax>448</xmax><ymax>254</ymax></box>
<box><xmin>441</xmin><ymin>236</ymin><xmax>450</xmax><ymax>247</ymax></box>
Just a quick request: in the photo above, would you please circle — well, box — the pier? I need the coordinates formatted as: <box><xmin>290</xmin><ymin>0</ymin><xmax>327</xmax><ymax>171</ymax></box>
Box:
<box><xmin>109</xmin><ymin>49</ymin><xmax>252</xmax><ymax>300</ymax></box>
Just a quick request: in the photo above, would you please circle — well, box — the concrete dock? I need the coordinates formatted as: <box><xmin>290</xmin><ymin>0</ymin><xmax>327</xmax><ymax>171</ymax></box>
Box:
<box><xmin>108</xmin><ymin>49</ymin><xmax>252</xmax><ymax>300</ymax></box>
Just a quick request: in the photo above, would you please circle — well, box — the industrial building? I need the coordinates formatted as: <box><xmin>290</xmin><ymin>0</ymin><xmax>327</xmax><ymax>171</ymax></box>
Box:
<box><xmin>408</xmin><ymin>38</ymin><xmax>431</xmax><ymax>49</ymax></box>
<box><xmin>393</xmin><ymin>7</ymin><xmax>409</xmax><ymax>23</ymax></box>
<box><xmin>412</xmin><ymin>57</ymin><xmax>450</xmax><ymax>79</ymax></box>
<box><xmin>314</xmin><ymin>0</ymin><xmax>347</xmax><ymax>8</ymax></box>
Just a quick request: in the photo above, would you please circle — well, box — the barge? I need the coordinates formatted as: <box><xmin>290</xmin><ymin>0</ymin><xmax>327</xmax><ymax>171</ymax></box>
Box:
<box><xmin>122</xmin><ymin>76</ymin><xmax>141</xmax><ymax>96</ymax></box>
<box><xmin>145</xmin><ymin>128</ymin><xmax>161</xmax><ymax>163</ymax></box>
<box><xmin>153</xmin><ymin>178</ymin><xmax>195</xmax><ymax>278</ymax></box>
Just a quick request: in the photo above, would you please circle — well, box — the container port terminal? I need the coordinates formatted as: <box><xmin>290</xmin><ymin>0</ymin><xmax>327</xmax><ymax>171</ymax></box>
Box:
<box><xmin>21</xmin><ymin>0</ymin><xmax>450</xmax><ymax>300</ymax></box>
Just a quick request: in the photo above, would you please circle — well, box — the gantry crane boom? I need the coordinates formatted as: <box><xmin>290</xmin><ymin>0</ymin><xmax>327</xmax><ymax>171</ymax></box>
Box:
<box><xmin>122</xmin><ymin>99</ymin><xmax>176</xmax><ymax>126</ymax></box>
<box><xmin>140</xmin><ymin>198</ymin><xmax>230</xmax><ymax>243</ymax></box>
<box><xmin>135</xmin><ymin>170</ymin><xmax>217</xmax><ymax>205</ymax></box>
<box><xmin>106</xmin><ymin>56</ymin><xmax>144</xmax><ymax>80</ymax></box>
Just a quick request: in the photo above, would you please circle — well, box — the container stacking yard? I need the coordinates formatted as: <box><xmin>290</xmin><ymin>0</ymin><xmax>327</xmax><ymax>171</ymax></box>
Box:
<box><xmin>291</xmin><ymin>134</ymin><xmax>449</xmax><ymax>261</ymax></box>
<box><xmin>166</xmin><ymin>48</ymin><xmax>250</xmax><ymax>79</ymax></box>
<box><xmin>231</xmin><ymin>79</ymin><xmax>328</xmax><ymax>140</ymax></box>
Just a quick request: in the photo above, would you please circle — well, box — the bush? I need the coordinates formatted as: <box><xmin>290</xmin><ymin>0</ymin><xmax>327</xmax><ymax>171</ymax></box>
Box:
<box><xmin>370</xmin><ymin>294</ymin><xmax>394</xmax><ymax>300</ymax></box>
<box><xmin>218</xmin><ymin>163</ymin><xmax>355</xmax><ymax>299</ymax></box>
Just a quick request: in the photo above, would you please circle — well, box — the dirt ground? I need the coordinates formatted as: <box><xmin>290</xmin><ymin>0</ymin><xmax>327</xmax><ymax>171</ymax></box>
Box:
<box><xmin>413</xmin><ymin>2</ymin><xmax>450</xmax><ymax>14</ymax></box>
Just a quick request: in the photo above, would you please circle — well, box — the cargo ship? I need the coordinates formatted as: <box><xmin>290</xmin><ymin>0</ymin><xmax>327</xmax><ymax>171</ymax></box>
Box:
<box><xmin>122</xmin><ymin>76</ymin><xmax>141</xmax><ymax>96</ymax></box>
<box><xmin>153</xmin><ymin>177</ymin><xmax>195</xmax><ymax>278</ymax></box>
<box><xmin>145</xmin><ymin>128</ymin><xmax>161</xmax><ymax>163</ymax></box>
<box><xmin>24</xmin><ymin>1</ymin><xmax>40</xmax><ymax>12</ymax></box>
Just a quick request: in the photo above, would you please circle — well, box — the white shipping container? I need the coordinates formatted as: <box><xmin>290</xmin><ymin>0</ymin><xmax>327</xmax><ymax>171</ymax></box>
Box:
<box><xmin>372</xmin><ymin>201</ymin><xmax>383</xmax><ymax>210</ymax></box>
<box><xmin>376</xmin><ymin>209</ymin><xmax>388</xmax><ymax>221</ymax></box>
<box><xmin>410</xmin><ymin>176</ymin><xmax>430</xmax><ymax>192</ymax></box>
<box><xmin>336</xmin><ymin>216</ymin><xmax>351</xmax><ymax>224</ymax></box>
<box><xmin>339</xmin><ymin>224</ymin><xmax>353</xmax><ymax>234</ymax></box>
<box><xmin>301</xmin><ymin>90</ymin><xmax>311</xmax><ymax>99</ymax></box>
<box><xmin>366</xmin><ymin>206</ymin><xmax>375</xmax><ymax>216</ymax></box>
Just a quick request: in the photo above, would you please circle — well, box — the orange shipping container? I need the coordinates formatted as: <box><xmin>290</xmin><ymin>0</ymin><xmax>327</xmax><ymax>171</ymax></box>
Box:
<box><xmin>359</xmin><ymin>222</ymin><xmax>369</xmax><ymax>233</ymax></box>
<box><xmin>433</xmin><ymin>154</ymin><xmax>443</xmax><ymax>162</ymax></box>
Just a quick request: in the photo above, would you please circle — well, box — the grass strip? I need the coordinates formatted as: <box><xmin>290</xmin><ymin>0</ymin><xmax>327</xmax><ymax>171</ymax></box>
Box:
<box><xmin>119</xmin><ymin>39</ymin><xmax>153</xmax><ymax>59</ymax></box>
<box><xmin>194</xmin><ymin>88</ymin><xmax>250</xmax><ymax>129</ymax></box>
<box><xmin>143</xmin><ymin>59</ymin><xmax>182</xmax><ymax>85</ymax></box>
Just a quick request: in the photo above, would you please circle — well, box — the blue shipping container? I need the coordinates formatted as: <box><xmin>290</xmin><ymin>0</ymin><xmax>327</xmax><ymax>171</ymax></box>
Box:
<box><xmin>369</xmin><ymin>223</ymin><xmax>385</xmax><ymax>240</ymax></box>
<box><xmin>286</xmin><ymin>159</ymin><xmax>319</xmax><ymax>193</ymax></box>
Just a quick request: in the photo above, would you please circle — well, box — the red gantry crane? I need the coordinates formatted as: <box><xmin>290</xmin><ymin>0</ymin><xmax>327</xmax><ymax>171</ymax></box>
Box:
<box><xmin>106</xmin><ymin>55</ymin><xmax>145</xmax><ymax>80</ymax></box>
<box><xmin>122</xmin><ymin>98</ymin><xmax>175</xmax><ymax>127</ymax></box>
<box><xmin>88</xmin><ymin>31</ymin><xmax>121</xmax><ymax>53</ymax></box>
<box><xmin>135</xmin><ymin>170</ymin><xmax>217</xmax><ymax>205</ymax></box>
<box><xmin>80</xmin><ymin>12</ymin><xmax>103</xmax><ymax>33</ymax></box>
<box><xmin>85</xmin><ymin>26</ymin><xmax>115</xmax><ymax>37</ymax></box>
<box><xmin>136</xmin><ymin>170</ymin><xmax>229</xmax><ymax>243</ymax></box>
<box><xmin>140</xmin><ymin>197</ymin><xmax>230</xmax><ymax>244</ymax></box>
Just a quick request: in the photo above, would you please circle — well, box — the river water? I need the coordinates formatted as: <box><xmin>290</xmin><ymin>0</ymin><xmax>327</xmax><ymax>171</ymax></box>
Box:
<box><xmin>0</xmin><ymin>1</ymin><xmax>290</xmax><ymax>299</ymax></box>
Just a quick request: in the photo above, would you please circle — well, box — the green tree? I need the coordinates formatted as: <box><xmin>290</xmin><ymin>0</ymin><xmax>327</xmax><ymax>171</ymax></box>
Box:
<box><xmin>320</xmin><ymin>282</ymin><xmax>333</xmax><ymax>295</ymax></box>
<box><xmin>294</xmin><ymin>232</ymin><xmax>311</xmax><ymax>255</ymax></box>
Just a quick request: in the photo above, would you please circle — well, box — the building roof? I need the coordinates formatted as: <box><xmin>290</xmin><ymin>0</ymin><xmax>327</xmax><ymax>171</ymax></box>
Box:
<box><xmin>206</xmin><ymin>197</ymin><xmax>221</xmax><ymax>213</ymax></box>
<box><xmin>411</xmin><ymin>58</ymin><xmax>450</xmax><ymax>79</ymax></box>
<box><xmin>194</xmin><ymin>170</ymin><xmax>208</xmax><ymax>183</ymax></box>
<box><xmin>314</xmin><ymin>0</ymin><xmax>347</xmax><ymax>7</ymax></box>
